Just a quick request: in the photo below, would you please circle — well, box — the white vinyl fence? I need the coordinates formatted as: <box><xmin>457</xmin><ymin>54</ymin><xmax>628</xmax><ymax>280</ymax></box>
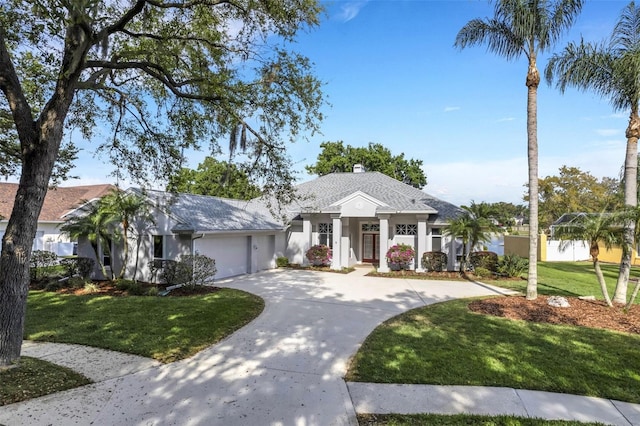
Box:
<box><xmin>545</xmin><ymin>239</ymin><xmax>590</xmax><ymax>262</ymax></box>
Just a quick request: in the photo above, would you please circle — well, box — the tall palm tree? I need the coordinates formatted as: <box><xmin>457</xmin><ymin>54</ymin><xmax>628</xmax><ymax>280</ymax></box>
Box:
<box><xmin>455</xmin><ymin>0</ymin><xmax>585</xmax><ymax>300</ymax></box>
<box><xmin>553</xmin><ymin>212</ymin><xmax>621</xmax><ymax>306</ymax></box>
<box><xmin>546</xmin><ymin>1</ymin><xmax>640</xmax><ymax>304</ymax></box>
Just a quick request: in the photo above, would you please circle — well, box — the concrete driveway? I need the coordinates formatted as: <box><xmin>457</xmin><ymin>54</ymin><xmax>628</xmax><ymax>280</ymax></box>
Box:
<box><xmin>0</xmin><ymin>268</ymin><xmax>511</xmax><ymax>426</ymax></box>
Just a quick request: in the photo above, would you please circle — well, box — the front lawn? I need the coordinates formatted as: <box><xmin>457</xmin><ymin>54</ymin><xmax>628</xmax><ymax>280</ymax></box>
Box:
<box><xmin>26</xmin><ymin>288</ymin><xmax>264</xmax><ymax>363</ymax></box>
<box><xmin>486</xmin><ymin>262</ymin><xmax>640</xmax><ymax>303</ymax></box>
<box><xmin>357</xmin><ymin>413</ymin><xmax>606</xmax><ymax>425</ymax></box>
<box><xmin>346</xmin><ymin>298</ymin><xmax>640</xmax><ymax>403</ymax></box>
<box><xmin>0</xmin><ymin>357</ymin><xmax>91</xmax><ymax>406</ymax></box>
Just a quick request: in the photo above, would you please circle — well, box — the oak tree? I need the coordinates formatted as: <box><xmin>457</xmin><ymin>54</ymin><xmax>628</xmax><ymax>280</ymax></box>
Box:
<box><xmin>306</xmin><ymin>141</ymin><xmax>427</xmax><ymax>188</ymax></box>
<box><xmin>0</xmin><ymin>0</ymin><xmax>324</xmax><ymax>367</ymax></box>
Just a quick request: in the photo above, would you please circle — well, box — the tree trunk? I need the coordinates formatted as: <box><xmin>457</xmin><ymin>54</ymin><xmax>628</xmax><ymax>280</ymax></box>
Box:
<box><xmin>614</xmin><ymin>108</ymin><xmax>640</xmax><ymax>304</ymax></box>
<box><xmin>626</xmin><ymin>278</ymin><xmax>640</xmax><ymax>311</ymax></box>
<box><xmin>526</xmin><ymin>60</ymin><xmax>540</xmax><ymax>300</ymax></box>
<box><xmin>593</xmin><ymin>259</ymin><xmax>613</xmax><ymax>307</ymax></box>
<box><xmin>0</xmin><ymin>18</ymin><xmax>91</xmax><ymax>367</ymax></box>
<box><xmin>0</xmin><ymin>134</ymin><xmax>62</xmax><ymax>366</ymax></box>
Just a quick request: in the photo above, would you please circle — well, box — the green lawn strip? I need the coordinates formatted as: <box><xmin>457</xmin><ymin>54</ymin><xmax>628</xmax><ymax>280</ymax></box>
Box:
<box><xmin>25</xmin><ymin>288</ymin><xmax>264</xmax><ymax>363</ymax></box>
<box><xmin>346</xmin><ymin>298</ymin><xmax>640</xmax><ymax>403</ymax></box>
<box><xmin>357</xmin><ymin>413</ymin><xmax>606</xmax><ymax>425</ymax></box>
<box><xmin>0</xmin><ymin>357</ymin><xmax>91</xmax><ymax>406</ymax></box>
<box><xmin>486</xmin><ymin>262</ymin><xmax>639</xmax><ymax>303</ymax></box>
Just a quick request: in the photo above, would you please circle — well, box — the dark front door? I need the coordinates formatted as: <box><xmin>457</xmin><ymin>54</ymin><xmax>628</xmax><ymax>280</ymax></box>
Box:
<box><xmin>362</xmin><ymin>233</ymin><xmax>380</xmax><ymax>263</ymax></box>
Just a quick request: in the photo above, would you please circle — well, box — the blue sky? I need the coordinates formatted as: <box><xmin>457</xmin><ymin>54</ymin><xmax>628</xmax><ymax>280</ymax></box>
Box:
<box><xmin>71</xmin><ymin>0</ymin><xmax>630</xmax><ymax>206</ymax></box>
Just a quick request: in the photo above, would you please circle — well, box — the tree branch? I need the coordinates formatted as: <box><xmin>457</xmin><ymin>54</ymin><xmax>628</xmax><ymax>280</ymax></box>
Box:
<box><xmin>0</xmin><ymin>30</ymin><xmax>37</xmax><ymax>144</ymax></box>
<box><xmin>83</xmin><ymin>60</ymin><xmax>223</xmax><ymax>102</ymax></box>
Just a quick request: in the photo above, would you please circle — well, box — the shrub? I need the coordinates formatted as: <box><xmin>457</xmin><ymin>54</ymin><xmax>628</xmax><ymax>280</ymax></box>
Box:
<box><xmin>305</xmin><ymin>244</ymin><xmax>332</xmax><ymax>266</ymax></box>
<box><xmin>68</xmin><ymin>276</ymin><xmax>86</xmax><ymax>289</ymax></box>
<box><xmin>474</xmin><ymin>267</ymin><xmax>492</xmax><ymax>278</ymax></box>
<box><xmin>386</xmin><ymin>244</ymin><xmax>415</xmax><ymax>268</ymax></box>
<box><xmin>114</xmin><ymin>279</ymin><xmax>136</xmax><ymax>291</ymax></box>
<box><xmin>146</xmin><ymin>286</ymin><xmax>160</xmax><ymax>297</ymax></box>
<box><xmin>44</xmin><ymin>280</ymin><xmax>64</xmax><ymax>292</ymax></box>
<box><xmin>30</xmin><ymin>250</ymin><xmax>59</xmax><ymax>280</ymax></box>
<box><xmin>83</xmin><ymin>282</ymin><xmax>100</xmax><ymax>293</ymax></box>
<box><xmin>498</xmin><ymin>254</ymin><xmax>529</xmax><ymax>278</ymax></box>
<box><xmin>469</xmin><ymin>251</ymin><xmax>498</xmax><ymax>272</ymax></box>
<box><xmin>126</xmin><ymin>282</ymin><xmax>145</xmax><ymax>296</ymax></box>
<box><xmin>180</xmin><ymin>254</ymin><xmax>217</xmax><ymax>288</ymax></box>
<box><xmin>421</xmin><ymin>251</ymin><xmax>448</xmax><ymax>272</ymax></box>
<box><xmin>276</xmin><ymin>256</ymin><xmax>289</xmax><ymax>267</ymax></box>
<box><xmin>76</xmin><ymin>257</ymin><xmax>95</xmax><ymax>279</ymax></box>
<box><xmin>59</xmin><ymin>258</ymin><xmax>79</xmax><ymax>277</ymax></box>
<box><xmin>159</xmin><ymin>260</ymin><xmax>191</xmax><ymax>285</ymax></box>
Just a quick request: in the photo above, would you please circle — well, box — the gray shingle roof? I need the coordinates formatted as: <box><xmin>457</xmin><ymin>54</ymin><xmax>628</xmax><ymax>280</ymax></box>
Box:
<box><xmin>290</xmin><ymin>172</ymin><xmax>462</xmax><ymax>225</ymax></box>
<box><xmin>134</xmin><ymin>189</ymin><xmax>283</xmax><ymax>233</ymax></box>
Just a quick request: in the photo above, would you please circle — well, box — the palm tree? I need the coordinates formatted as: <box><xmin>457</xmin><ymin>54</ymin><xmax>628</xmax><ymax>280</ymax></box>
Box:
<box><xmin>553</xmin><ymin>212</ymin><xmax>621</xmax><ymax>307</ymax></box>
<box><xmin>59</xmin><ymin>201</ymin><xmax>119</xmax><ymax>279</ymax></box>
<box><xmin>455</xmin><ymin>0</ymin><xmax>585</xmax><ymax>300</ymax></box>
<box><xmin>100</xmin><ymin>190</ymin><xmax>153</xmax><ymax>279</ymax></box>
<box><xmin>546</xmin><ymin>1</ymin><xmax>640</xmax><ymax>304</ymax></box>
<box><xmin>444</xmin><ymin>214</ymin><xmax>474</xmax><ymax>272</ymax></box>
<box><xmin>461</xmin><ymin>201</ymin><xmax>502</xmax><ymax>251</ymax></box>
<box><xmin>444</xmin><ymin>209</ymin><xmax>495</xmax><ymax>272</ymax></box>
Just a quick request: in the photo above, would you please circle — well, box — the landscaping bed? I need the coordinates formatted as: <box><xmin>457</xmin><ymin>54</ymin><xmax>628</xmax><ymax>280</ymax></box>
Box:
<box><xmin>470</xmin><ymin>295</ymin><xmax>640</xmax><ymax>334</ymax></box>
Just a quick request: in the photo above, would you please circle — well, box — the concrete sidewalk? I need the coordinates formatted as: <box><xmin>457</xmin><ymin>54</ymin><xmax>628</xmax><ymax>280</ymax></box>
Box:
<box><xmin>347</xmin><ymin>382</ymin><xmax>640</xmax><ymax>426</ymax></box>
<box><xmin>2</xmin><ymin>268</ymin><xmax>639</xmax><ymax>425</ymax></box>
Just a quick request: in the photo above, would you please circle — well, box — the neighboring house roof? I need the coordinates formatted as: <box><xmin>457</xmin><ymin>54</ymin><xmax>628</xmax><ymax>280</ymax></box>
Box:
<box><xmin>133</xmin><ymin>188</ymin><xmax>283</xmax><ymax>233</ymax></box>
<box><xmin>0</xmin><ymin>183</ymin><xmax>115</xmax><ymax>222</ymax></box>
<box><xmin>290</xmin><ymin>171</ymin><xmax>462</xmax><ymax>224</ymax></box>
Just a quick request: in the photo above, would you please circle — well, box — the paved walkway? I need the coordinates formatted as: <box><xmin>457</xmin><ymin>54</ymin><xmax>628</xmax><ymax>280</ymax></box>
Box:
<box><xmin>1</xmin><ymin>268</ymin><xmax>639</xmax><ymax>425</ymax></box>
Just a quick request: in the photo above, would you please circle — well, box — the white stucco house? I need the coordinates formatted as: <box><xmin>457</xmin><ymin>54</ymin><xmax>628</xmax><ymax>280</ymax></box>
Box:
<box><xmin>72</xmin><ymin>167</ymin><xmax>463</xmax><ymax>281</ymax></box>
<box><xmin>0</xmin><ymin>183</ymin><xmax>115</xmax><ymax>256</ymax></box>
<box><xmin>285</xmin><ymin>169</ymin><xmax>462</xmax><ymax>272</ymax></box>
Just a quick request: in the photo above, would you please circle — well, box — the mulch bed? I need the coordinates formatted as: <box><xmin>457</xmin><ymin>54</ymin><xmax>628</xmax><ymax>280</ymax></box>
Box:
<box><xmin>33</xmin><ymin>281</ymin><xmax>221</xmax><ymax>297</ymax></box>
<box><xmin>469</xmin><ymin>296</ymin><xmax>640</xmax><ymax>335</ymax></box>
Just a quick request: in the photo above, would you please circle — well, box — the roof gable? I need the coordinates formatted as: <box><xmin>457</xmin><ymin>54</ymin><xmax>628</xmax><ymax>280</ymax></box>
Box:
<box><xmin>290</xmin><ymin>172</ymin><xmax>461</xmax><ymax>223</ymax></box>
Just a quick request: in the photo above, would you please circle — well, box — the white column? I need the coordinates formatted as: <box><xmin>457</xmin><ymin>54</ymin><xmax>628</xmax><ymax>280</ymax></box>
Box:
<box><xmin>302</xmin><ymin>213</ymin><xmax>312</xmax><ymax>265</ymax></box>
<box><xmin>341</xmin><ymin>217</ymin><xmax>351</xmax><ymax>267</ymax></box>
<box><xmin>331</xmin><ymin>214</ymin><xmax>342</xmax><ymax>270</ymax></box>
<box><xmin>426</xmin><ymin>227</ymin><xmax>433</xmax><ymax>252</ymax></box>
<box><xmin>416</xmin><ymin>215</ymin><xmax>428</xmax><ymax>272</ymax></box>
<box><xmin>378</xmin><ymin>214</ymin><xmax>390</xmax><ymax>272</ymax></box>
<box><xmin>447</xmin><ymin>236</ymin><xmax>457</xmax><ymax>271</ymax></box>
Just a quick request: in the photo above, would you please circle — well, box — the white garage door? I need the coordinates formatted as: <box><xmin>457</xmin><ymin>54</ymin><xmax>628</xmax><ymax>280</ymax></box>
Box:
<box><xmin>195</xmin><ymin>235</ymin><xmax>249</xmax><ymax>279</ymax></box>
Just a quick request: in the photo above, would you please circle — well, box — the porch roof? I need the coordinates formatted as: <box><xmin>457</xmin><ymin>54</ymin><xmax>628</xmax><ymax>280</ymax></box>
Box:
<box><xmin>290</xmin><ymin>172</ymin><xmax>462</xmax><ymax>224</ymax></box>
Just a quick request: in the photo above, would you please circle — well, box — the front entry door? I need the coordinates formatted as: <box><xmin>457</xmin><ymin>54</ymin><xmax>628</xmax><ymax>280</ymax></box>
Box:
<box><xmin>362</xmin><ymin>233</ymin><xmax>380</xmax><ymax>263</ymax></box>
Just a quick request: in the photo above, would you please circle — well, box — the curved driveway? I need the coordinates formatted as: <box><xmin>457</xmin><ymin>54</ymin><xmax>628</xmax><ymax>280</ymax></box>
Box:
<box><xmin>0</xmin><ymin>268</ymin><xmax>513</xmax><ymax>425</ymax></box>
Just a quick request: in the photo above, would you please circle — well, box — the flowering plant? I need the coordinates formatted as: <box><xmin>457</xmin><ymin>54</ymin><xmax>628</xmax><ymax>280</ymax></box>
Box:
<box><xmin>305</xmin><ymin>244</ymin><xmax>332</xmax><ymax>265</ymax></box>
<box><xmin>386</xmin><ymin>243</ymin><xmax>415</xmax><ymax>266</ymax></box>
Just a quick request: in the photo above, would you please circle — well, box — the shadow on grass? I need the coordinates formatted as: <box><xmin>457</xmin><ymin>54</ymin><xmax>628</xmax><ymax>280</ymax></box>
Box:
<box><xmin>347</xmin><ymin>298</ymin><xmax>640</xmax><ymax>403</ymax></box>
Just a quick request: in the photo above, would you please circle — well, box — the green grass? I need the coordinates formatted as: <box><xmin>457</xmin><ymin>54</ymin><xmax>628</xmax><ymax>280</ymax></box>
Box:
<box><xmin>346</xmin><ymin>298</ymin><xmax>640</xmax><ymax>403</ymax></box>
<box><xmin>487</xmin><ymin>262</ymin><xmax>640</xmax><ymax>303</ymax></box>
<box><xmin>25</xmin><ymin>288</ymin><xmax>264</xmax><ymax>363</ymax></box>
<box><xmin>357</xmin><ymin>413</ymin><xmax>606</xmax><ymax>425</ymax></box>
<box><xmin>0</xmin><ymin>357</ymin><xmax>91</xmax><ymax>406</ymax></box>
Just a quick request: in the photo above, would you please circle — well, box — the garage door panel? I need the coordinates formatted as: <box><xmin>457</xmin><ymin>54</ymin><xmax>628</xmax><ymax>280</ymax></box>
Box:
<box><xmin>195</xmin><ymin>236</ymin><xmax>249</xmax><ymax>279</ymax></box>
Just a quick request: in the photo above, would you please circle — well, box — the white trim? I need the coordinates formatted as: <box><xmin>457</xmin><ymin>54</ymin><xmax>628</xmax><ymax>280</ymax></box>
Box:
<box><xmin>330</xmin><ymin>191</ymin><xmax>388</xmax><ymax>208</ymax></box>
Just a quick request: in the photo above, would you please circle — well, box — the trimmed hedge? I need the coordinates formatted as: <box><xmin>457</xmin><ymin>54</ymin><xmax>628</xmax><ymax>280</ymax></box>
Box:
<box><xmin>421</xmin><ymin>251</ymin><xmax>448</xmax><ymax>272</ymax></box>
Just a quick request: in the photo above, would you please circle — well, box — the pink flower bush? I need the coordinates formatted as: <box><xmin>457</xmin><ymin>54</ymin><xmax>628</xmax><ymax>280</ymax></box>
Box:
<box><xmin>386</xmin><ymin>243</ymin><xmax>415</xmax><ymax>267</ymax></box>
<box><xmin>306</xmin><ymin>244</ymin><xmax>332</xmax><ymax>266</ymax></box>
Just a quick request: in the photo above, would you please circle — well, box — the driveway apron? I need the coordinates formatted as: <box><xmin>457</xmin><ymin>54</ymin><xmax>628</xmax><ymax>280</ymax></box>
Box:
<box><xmin>0</xmin><ymin>269</ymin><xmax>509</xmax><ymax>426</ymax></box>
